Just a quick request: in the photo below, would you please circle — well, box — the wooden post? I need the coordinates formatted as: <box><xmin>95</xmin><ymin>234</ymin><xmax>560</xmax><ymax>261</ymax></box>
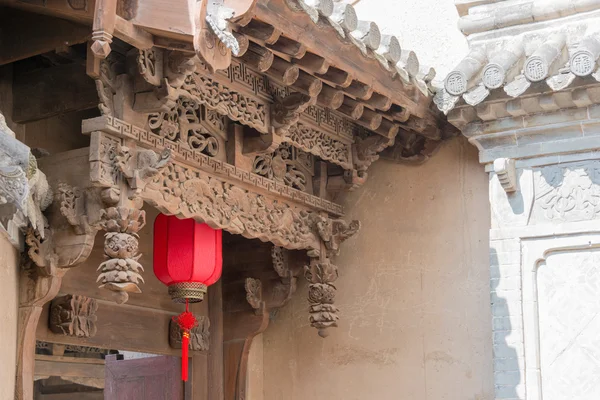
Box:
<box><xmin>91</xmin><ymin>0</ymin><xmax>118</xmax><ymax>59</ymax></box>
<box><xmin>207</xmin><ymin>281</ymin><xmax>224</xmax><ymax>400</ymax></box>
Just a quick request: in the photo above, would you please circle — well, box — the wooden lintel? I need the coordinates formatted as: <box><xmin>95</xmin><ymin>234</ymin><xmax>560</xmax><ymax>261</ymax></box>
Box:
<box><xmin>0</xmin><ymin>8</ymin><xmax>90</xmax><ymax>66</ymax></box>
<box><xmin>35</xmin><ymin>298</ymin><xmax>207</xmax><ymax>356</ymax></box>
<box><xmin>114</xmin><ymin>15</ymin><xmax>154</xmax><ymax>50</ymax></box>
<box><xmin>13</xmin><ymin>63</ymin><xmax>98</xmax><ymax>123</ymax></box>
<box><xmin>34</xmin><ymin>355</ymin><xmax>105</xmax><ymax>380</ymax></box>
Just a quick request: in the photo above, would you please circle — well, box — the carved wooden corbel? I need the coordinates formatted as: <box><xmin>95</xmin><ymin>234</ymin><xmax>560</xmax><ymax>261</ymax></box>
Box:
<box><xmin>170</xmin><ymin>315</ymin><xmax>210</xmax><ymax>351</ymax></box>
<box><xmin>353</xmin><ymin>134</ymin><xmax>394</xmax><ymax>178</ymax></box>
<box><xmin>312</xmin><ymin>215</ymin><xmax>361</xmax><ymax>257</ymax></box>
<box><xmin>271</xmin><ymin>93</ymin><xmax>315</xmax><ymax>136</ymax></box>
<box><xmin>245</xmin><ymin>277</ymin><xmax>267</xmax><ymax>316</ymax></box>
<box><xmin>16</xmin><ymin>260</ymin><xmax>66</xmax><ymax>400</ymax></box>
<box><xmin>94</xmin><ymin>145</ymin><xmax>171</xmax><ymax>304</ymax></box>
<box><xmin>49</xmin><ymin>295</ymin><xmax>98</xmax><ymax>338</ymax></box>
<box><xmin>270</xmin><ymin>246</ymin><xmax>299</xmax><ymax>307</ymax></box>
<box><xmin>305</xmin><ymin>257</ymin><xmax>339</xmax><ymax>337</ymax></box>
<box><xmin>304</xmin><ymin>214</ymin><xmax>360</xmax><ymax>337</ymax></box>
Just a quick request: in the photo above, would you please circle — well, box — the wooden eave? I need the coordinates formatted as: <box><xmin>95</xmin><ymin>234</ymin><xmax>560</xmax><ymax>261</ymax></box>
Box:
<box><xmin>2</xmin><ymin>0</ymin><xmax>444</xmax><ymax>138</ymax></box>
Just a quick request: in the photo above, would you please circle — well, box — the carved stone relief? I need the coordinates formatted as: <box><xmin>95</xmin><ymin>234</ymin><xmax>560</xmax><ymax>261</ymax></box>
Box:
<box><xmin>49</xmin><ymin>295</ymin><xmax>98</xmax><ymax>338</ymax></box>
<box><xmin>491</xmin><ymin>161</ymin><xmax>600</xmax><ymax>229</ymax></box>
<box><xmin>533</xmin><ymin>162</ymin><xmax>600</xmax><ymax>223</ymax></box>
<box><xmin>169</xmin><ymin>315</ymin><xmax>210</xmax><ymax>351</ymax></box>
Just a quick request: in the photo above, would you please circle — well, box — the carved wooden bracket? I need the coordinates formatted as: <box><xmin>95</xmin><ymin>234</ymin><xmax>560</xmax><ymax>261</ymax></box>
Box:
<box><xmin>169</xmin><ymin>315</ymin><xmax>210</xmax><ymax>352</ymax></box>
<box><xmin>313</xmin><ymin>215</ymin><xmax>361</xmax><ymax>257</ymax></box>
<box><xmin>16</xmin><ymin>263</ymin><xmax>66</xmax><ymax>400</ymax></box>
<box><xmin>271</xmin><ymin>93</ymin><xmax>315</xmax><ymax>135</ymax></box>
<box><xmin>49</xmin><ymin>294</ymin><xmax>98</xmax><ymax>338</ymax></box>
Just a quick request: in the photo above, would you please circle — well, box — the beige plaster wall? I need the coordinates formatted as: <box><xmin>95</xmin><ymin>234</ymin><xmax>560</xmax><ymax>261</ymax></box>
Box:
<box><xmin>262</xmin><ymin>137</ymin><xmax>494</xmax><ymax>400</ymax></box>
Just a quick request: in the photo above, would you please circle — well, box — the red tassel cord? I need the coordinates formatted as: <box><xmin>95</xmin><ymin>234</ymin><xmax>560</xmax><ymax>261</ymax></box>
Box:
<box><xmin>172</xmin><ymin>299</ymin><xmax>198</xmax><ymax>381</ymax></box>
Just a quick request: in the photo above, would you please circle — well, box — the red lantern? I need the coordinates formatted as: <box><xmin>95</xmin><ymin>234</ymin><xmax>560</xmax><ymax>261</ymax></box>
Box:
<box><xmin>153</xmin><ymin>214</ymin><xmax>222</xmax><ymax>381</ymax></box>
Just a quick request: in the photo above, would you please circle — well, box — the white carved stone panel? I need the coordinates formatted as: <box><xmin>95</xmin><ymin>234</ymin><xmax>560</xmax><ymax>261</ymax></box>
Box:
<box><xmin>537</xmin><ymin>249</ymin><xmax>600</xmax><ymax>399</ymax></box>
<box><xmin>531</xmin><ymin>162</ymin><xmax>600</xmax><ymax>224</ymax></box>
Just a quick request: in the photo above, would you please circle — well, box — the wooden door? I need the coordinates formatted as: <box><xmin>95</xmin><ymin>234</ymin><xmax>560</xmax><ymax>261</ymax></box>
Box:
<box><xmin>104</xmin><ymin>355</ymin><xmax>185</xmax><ymax>400</ymax></box>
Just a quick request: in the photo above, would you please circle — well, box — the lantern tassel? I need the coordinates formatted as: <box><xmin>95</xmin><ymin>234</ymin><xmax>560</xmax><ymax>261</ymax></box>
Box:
<box><xmin>173</xmin><ymin>299</ymin><xmax>198</xmax><ymax>381</ymax></box>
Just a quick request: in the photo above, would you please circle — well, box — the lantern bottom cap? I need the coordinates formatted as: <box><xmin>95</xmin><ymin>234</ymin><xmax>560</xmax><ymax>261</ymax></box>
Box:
<box><xmin>168</xmin><ymin>282</ymin><xmax>207</xmax><ymax>303</ymax></box>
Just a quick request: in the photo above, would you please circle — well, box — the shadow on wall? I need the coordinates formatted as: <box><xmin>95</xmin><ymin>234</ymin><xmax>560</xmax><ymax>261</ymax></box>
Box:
<box><xmin>490</xmin><ymin>249</ymin><xmax>520</xmax><ymax>399</ymax></box>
